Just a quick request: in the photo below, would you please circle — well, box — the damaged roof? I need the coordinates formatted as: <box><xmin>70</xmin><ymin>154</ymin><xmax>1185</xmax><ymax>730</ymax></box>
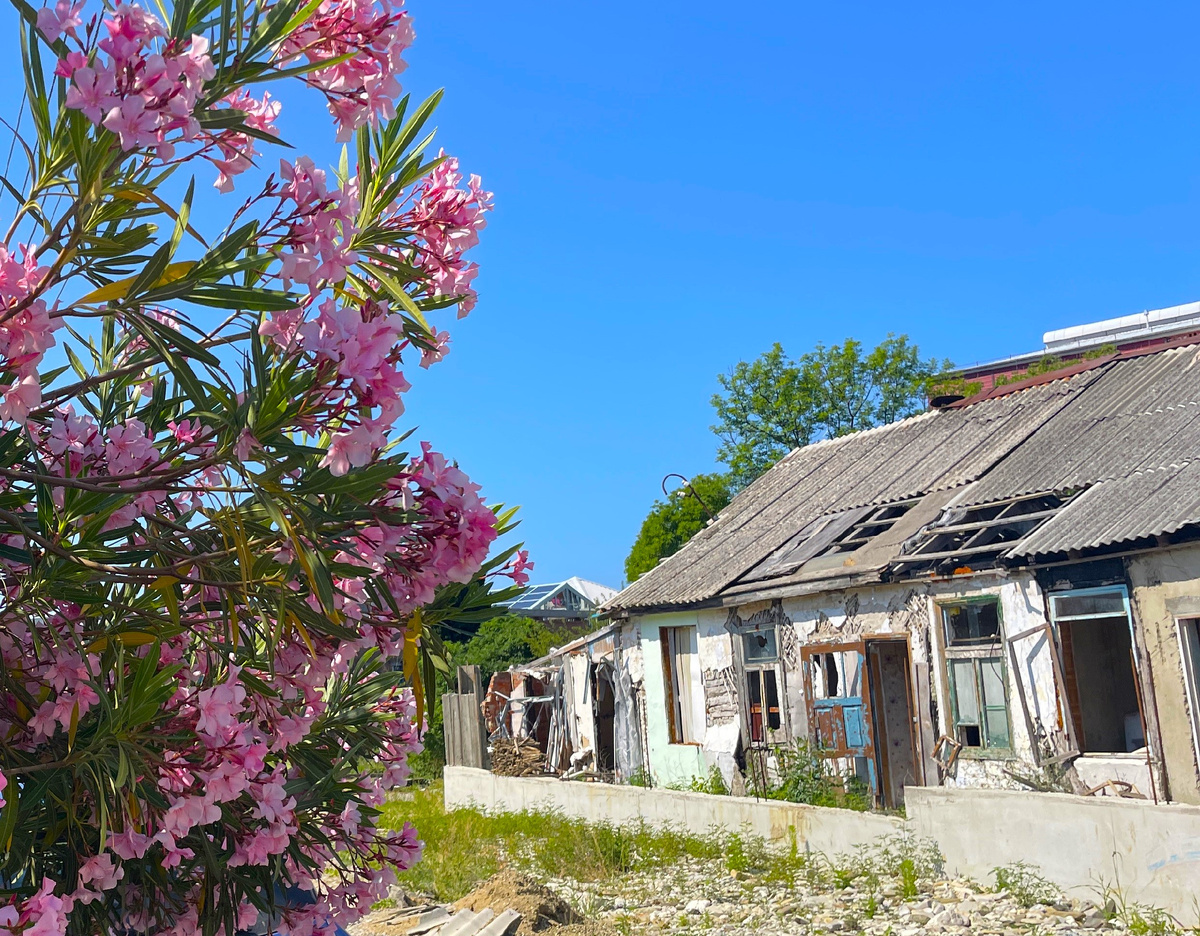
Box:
<box><xmin>606</xmin><ymin>343</ymin><xmax>1200</xmax><ymax>613</ymax></box>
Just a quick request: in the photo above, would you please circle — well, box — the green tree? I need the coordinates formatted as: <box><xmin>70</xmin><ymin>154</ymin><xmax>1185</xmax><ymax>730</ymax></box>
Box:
<box><xmin>454</xmin><ymin>614</ymin><xmax>555</xmax><ymax>681</ymax></box>
<box><xmin>712</xmin><ymin>335</ymin><xmax>949</xmax><ymax>489</ymax></box>
<box><xmin>625</xmin><ymin>473</ymin><xmax>733</xmax><ymax>581</ymax></box>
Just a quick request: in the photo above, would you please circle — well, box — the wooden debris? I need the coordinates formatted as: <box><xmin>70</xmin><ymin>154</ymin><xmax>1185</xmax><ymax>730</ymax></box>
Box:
<box><xmin>488</xmin><ymin>740</ymin><xmax>545</xmax><ymax>777</ymax></box>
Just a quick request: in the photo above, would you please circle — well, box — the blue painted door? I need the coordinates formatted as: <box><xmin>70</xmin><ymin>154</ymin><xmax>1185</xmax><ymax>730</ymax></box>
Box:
<box><xmin>801</xmin><ymin>641</ymin><xmax>877</xmax><ymax>796</ymax></box>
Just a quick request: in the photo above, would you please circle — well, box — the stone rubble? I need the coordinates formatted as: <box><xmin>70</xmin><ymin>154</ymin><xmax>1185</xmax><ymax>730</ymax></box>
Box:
<box><xmin>534</xmin><ymin>858</ymin><xmax>1123</xmax><ymax>936</ymax></box>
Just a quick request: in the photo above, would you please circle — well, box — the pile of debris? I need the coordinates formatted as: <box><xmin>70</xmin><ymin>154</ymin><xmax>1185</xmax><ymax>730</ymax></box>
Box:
<box><xmin>349</xmin><ymin>872</ymin><xmax>606</xmax><ymax>936</ymax></box>
<box><xmin>488</xmin><ymin>741</ymin><xmax>546</xmax><ymax>778</ymax></box>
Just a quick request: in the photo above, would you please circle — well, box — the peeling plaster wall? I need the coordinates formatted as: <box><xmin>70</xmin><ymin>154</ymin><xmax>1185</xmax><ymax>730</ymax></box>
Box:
<box><xmin>1126</xmin><ymin>545</ymin><xmax>1200</xmax><ymax>805</ymax></box>
<box><xmin>925</xmin><ymin>574</ymin><xmax>1060</xmax><ymax>791</ymax></box>
<box><xmin>770</xmin><ymin>573</ymin><xmax>1064</xmax><ymax>792</ymax></box>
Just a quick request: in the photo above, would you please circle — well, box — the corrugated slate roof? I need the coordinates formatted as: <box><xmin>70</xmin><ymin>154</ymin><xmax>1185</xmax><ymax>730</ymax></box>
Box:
<box><xmin>1010</xmin><ymin>461</ymin><xmax>1200</xmax><ymax>557</ymax></box>
<box><xmin>964</xmin><ymin>344</ymin><xmax>1200</xmax><ymax>504</ymax></box>
<box><xmin>606</xmin><ymin>343</ymin><xmax>1200</xmax><ymax>613</ymax></box>
<box><xmin>607</xmin><ymin>370</ymin><xmax>1098</xmax><ymax>611</ymax></box>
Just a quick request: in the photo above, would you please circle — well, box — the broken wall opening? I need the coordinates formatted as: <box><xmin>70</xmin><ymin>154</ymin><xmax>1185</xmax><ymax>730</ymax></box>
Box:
<box><xmin>1051</xmin><ymin>589</ymin><xmax>1145</xmax><ymax>754</ymax></box>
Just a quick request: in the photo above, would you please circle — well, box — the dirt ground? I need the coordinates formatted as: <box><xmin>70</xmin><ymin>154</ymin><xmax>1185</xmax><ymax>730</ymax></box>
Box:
<box><xmin>349</xmin><ymin>871</ymin><xmax>614</xmax><ymax>936</ymax></box>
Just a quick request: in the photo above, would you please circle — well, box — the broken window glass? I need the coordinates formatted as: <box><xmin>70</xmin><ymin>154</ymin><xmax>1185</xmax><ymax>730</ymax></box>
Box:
<box><xmin>743</xmin><ymin>629</ymin><xmax>778</xmax><ymax>663</ymax></box>
<box><xmin>943</xmin><ymin>601</ymin><xmax>1001</xmax><ymax>645</ymax></box>
<box><xmin>809</xmin><ymin>651</ymin><xmax>863</xmax><ymax>699</ymax></box>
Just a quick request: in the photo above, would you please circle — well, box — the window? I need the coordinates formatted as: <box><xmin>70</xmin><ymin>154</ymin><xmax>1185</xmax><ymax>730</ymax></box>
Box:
<box><xmin>660</xmin><ymin>626</ymin><xmax>697</xmax><ymax>743</ymax></box>
<box><xmin>1179</xmin><ymin>618</ymin><xmax>1200</xmax><ymax>761</ymax></box>
<box><xmin>1049</xmin><ymin>586</ymin><xmax>1143</xmax><ymax>754</ymax></box>
<box><xmin>944</xmin><ymin>602</ymin><xmax>1000</xmax><ymax>645</ymax></box>
<box><xmin>743</xmin><ymin>629</ymin><xmax>778</xmax><ymax>663</ymax></box>
<box><xmin>940</xmin><ymin>600</ymin><xmax>1011</xmax><ymax>750</ymax></box>
<box><xmin>808</xmin><ymin>650</ymin><xmax>863</xmax><ymax>699</ymax></box>
<box><xmin>742</xmin><ymin>628</ymin><xmax>782</xmax><ymax>743</ymax></box>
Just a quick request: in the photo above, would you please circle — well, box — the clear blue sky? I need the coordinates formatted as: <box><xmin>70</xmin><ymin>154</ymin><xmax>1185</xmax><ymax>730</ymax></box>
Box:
<box><xmin>7</xmin><ymin>2</ymin><xmax>1200</xmax><ymax>589</ymax></box>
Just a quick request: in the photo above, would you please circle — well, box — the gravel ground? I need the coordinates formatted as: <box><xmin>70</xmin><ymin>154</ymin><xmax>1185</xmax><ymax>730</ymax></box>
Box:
<box><xmin>352</xmin><ymin>845</ymin><xmax>1133</xmax><ymax>936</ymax></box>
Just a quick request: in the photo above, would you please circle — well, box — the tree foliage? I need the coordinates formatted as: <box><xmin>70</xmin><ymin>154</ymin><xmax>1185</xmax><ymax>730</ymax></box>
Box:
<box><xmin>451</xmin><ymin>614</ymin><xmax>554</xmax><ymax>682</ymax></box>
<box><xmin>624</xmin><ymin>473</ymin><xmax>732</xmax><ymax>582</ymax></box>
<box><xmin>711</xmin><ymin>336</ymin><xmax>949</xmax><ymax>489</ymax></box>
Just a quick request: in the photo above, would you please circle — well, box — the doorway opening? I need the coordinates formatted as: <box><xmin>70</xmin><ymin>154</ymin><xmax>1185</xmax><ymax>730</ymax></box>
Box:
<box><xmin>866</xmin><ymin>639</ymin><xmax>919</xmax><ymax>809</ymax></box>
<box><xmin>1050</xmin><ymin>588</ymin><xmax>1145</xmax><ymax>754</ymax></box>
<box><xmin>593</xmin><ymin>662</ymin><xmax>616</xmax><ymax>773</ymax></box>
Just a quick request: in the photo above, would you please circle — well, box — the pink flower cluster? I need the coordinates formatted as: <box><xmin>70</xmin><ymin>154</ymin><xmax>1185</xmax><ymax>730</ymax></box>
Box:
<box><xmin>410</xmin><ymin>153</ymin><xmax>493</xmax><ymax>318</ymax></box>
<box><xmin>0</xmin><ymin>246</ymin><xmax>56</xmax><ymax>426</ymax></box>
<box><xmin>256</xmin><ymin>150</ymin><xmax>492</xmax><ymax>473</ymax></box>
<box><xmin>0</xmin><ymin>589</ymin><xmax>431</xmax><ymax>934</ymax></box>
<box><xmin>280</xmin><ymin>0</ymin><xmax>415</xmax><ymax>141</ymax></box>
<box><xmin>54</xmin><ymin>3</ymin><xmax>215</xmax><ymax>159</ymax></box>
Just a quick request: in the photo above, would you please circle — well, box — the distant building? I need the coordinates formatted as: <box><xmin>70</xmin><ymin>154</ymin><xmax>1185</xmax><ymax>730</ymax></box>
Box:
<box><xmin>505</xmin><ymin>577</ymin><xmax>618</xmax><ymax>626</ymax></box>
<box><xmin>953</xmin><ymin>300</ymin><xmax>1200</xmax><ymax>393</ymax></box>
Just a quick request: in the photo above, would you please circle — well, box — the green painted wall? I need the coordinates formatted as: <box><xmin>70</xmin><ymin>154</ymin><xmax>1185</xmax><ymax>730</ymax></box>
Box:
<box><xmin>637</xmin><ymin>613</ymin><xmax>708</xmax><ymax>788</ymax></box>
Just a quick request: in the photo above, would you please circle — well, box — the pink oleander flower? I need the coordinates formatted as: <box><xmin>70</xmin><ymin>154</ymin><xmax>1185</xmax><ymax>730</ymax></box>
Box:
<box><xmin>36</xmin><ymin>0</ymin><xmax>84</xmax><ymax>43</ymax></box>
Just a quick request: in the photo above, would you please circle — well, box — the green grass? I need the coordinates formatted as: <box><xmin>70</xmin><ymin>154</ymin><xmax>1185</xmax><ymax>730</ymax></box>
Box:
<box><xmin>380</xmin><ymin>783</ymin><xmax>722</xmax><ymax>901</ymax></box>
<box><xmin>379</xmin><ymin>785</ymin><xmax>947</xmax><ymax>907</ymax></box>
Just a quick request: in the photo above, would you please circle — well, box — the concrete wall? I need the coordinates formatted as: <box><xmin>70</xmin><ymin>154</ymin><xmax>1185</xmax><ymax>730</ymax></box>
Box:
<box><xmin>907</xmin><ymin>786</ymin><xmax>1200</xmax><ymax>921</ymax></box>
<box><xmin>444</xmin><ymin>765</ymin><xmax>904</xmax><ymax>854</ymax></box>
<box><xmin>1127</xmin><ymin>545</ymin><xmax>1200</xmax><ymax>805</ymax></box>
<box><xmin>444</xmin><ymin>768</ymin><xmax>1200</xmax><ymax>919</ymax></box>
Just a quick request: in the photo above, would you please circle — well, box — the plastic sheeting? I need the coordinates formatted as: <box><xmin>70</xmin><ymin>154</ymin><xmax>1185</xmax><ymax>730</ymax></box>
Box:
<box><xmin>614</xmin><ymin>650</ymin><xmax>645</xmax><ymax>783</ymax></box>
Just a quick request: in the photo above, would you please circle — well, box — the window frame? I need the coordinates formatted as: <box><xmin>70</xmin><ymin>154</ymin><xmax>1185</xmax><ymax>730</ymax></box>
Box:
<box><xmin>938</xmin><ymin>597</ymin><xmax>1013</xmax><ymax>755</ymax></box>
<box><xmin>660</xmin><ymin>626</ymin><xmax>698</xmax><ymax>745</ymax></box>
<box><xmin>1176</xmin><ymin>616</ymin><xmax>1200</xmax><ymax>767</ymax></box>
<box><xmin>738</xmin><ymin>623</ymin><xmax>787</xmax><ymax>745</ymax></box>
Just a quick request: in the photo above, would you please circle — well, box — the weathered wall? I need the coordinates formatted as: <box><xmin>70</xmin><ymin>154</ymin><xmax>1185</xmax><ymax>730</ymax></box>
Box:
<box><xmin>774</xmin><ymin>574</ymin><xmax>1063</xmax><ymax>790</ymax></box>
<box><xmin>907</xmin><ymin>786</ymin><xmax>1200</xmax><ymax>920</ymax></box>
<box><xmin>1127</xmin><ymin>545</ymin><xmax>1200</xmax><ymax>805</ymax></box>
<box><xmin>444</xmin><ymin>765</ymin><xmax>904</xmax><ymax>853</ymax></box>
<box><xmin>444</xmin><ymin>768</ymin><xmax>1200</xmax><ymax>920</ymax></box>
<box><xmin>633</xmin><ymin>612</ymin><xmax>706</xmax><ymax>787</ymax></box>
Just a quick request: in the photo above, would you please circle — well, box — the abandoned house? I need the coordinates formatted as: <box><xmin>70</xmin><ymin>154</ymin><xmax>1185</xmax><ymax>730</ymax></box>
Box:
<box><xmin>483</xmin><ymin>336</ymin><xmax>1200</xmax><ymax>809</ymax></box>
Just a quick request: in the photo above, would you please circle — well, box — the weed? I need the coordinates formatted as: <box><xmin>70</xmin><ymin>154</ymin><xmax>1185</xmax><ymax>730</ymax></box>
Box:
<box><xmin>898</xmin><ymin>859</ymin><xmax>919</xmax><ymax>899</ymax></box>
<box><xmin>763</xmin><ymin>826</ymin><xmax>809</xmax><ymax>887</ymax></box>
<box><xmin>378</xmin><ymin>782</ymin><xmax>722</xmax><ymax>900</ymax></box>
<box><xmin>993</xmin><ymin>861</ymin><xmax>1061</xmax><ymax>909</ymax></box>
<box><xmin>759</xmin><ymin>740</ymin><xmax>871</xmax><ymax>811</ymax></box>
<box><xmin>1127</xmin><ymin>906</ymin><xmax>1180</xmax><ymax>936</ymax></box>
<box><xmin>864</xmin><ymin>895</ymin><xmax>878</xmax><ymax>919</ymax></box>
<box><xmin>626</xmin><ymin>766</ymin><xmax>650</xmax><ymax>788</ymax></box>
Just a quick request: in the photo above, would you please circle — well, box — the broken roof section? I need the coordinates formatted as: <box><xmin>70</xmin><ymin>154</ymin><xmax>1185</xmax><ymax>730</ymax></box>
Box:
<box><xmin>605</xmin><ymin>343</ymin><xmax>1200</xmax><ymax>613</ymax></box>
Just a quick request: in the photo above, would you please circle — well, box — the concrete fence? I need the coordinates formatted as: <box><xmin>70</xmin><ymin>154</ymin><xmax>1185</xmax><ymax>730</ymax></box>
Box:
<box><xmin>906</xmin><ymin>787</ymin><xmax>1200</xmax><ymax>921</ymax></box>
<box><xmin>443</xmin><ymin>766</ymin><xmax>906</xmax><ymax>858</ymax></box>
<box><xmin>442</xmin><ymin>767</ymin><xmax>1200</xmax><ymax>920</ymax></box>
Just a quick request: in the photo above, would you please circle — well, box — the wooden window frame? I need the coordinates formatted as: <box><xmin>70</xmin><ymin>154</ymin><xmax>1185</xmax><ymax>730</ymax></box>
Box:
<box><xmin>939</xmin><ymin>598</ymin><xmax>1013</xmax><ymax>755</ymax></box>
<box><xmin>660</xmin><ymin>626</ymin><xmax>697</xmax><ymax>744</ymax></box>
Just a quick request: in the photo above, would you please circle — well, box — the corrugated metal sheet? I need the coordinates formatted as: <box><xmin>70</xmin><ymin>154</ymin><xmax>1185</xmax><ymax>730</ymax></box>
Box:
<box><xmin>607</xmin><ymin>370</ymin><xmax>1098</xmax><ymax>611</ymax></box>
<box><xmin>965</xmin><ymin>344</ymin><xmax>1200</xmax><ymax>504</ymax></box>
<box><xmin>1010</xmin><ymin>461</ymin><xmax>1200</xmax><ymax>557</ymax></box>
